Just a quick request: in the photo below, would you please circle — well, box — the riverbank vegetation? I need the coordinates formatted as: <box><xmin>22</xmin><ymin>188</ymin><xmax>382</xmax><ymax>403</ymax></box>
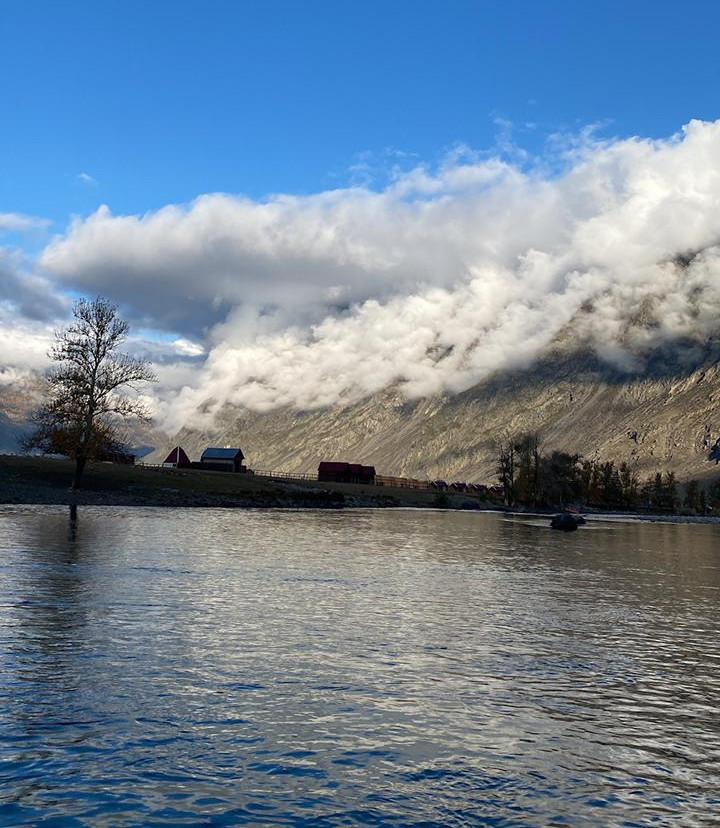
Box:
<box><xmin>4</xmin><ymin>441</ymin><xmax>719</xmax><ymax>517</ymax></box>
<box><xmin>496</xmin><ymin>433</ymin><xmax>717</xmax><ymax>514</ymax></box>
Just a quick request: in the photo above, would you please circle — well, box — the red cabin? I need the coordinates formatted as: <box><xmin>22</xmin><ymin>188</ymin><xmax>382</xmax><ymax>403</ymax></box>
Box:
<box><xmin>162</xmin><ymin>446</ymin><xmax>191</xmax><ymax>468</ymax></box>
<box><xmin>318</xmin><ymin>461</ymin><xmax>376</xmax><ymax>485</ymax></box>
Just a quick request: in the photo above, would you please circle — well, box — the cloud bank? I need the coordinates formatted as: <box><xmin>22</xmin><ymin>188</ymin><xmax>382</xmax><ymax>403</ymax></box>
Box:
<box><xmin>7</xmin><ymin>120</ymin><xmax>720</xmax><ymax>431</ymax></box>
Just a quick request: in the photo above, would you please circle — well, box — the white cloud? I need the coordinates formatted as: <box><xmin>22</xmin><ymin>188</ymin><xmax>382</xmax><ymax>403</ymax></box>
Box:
<box><xmin>172</xmin><ymin>337</ymin><xmax>205</xmax><ymax>357</ymax></box>
<box><xmin>0</xmin><ymin>248</ymin><xmax>68</xmax><ymax>321</ymax></box>
<box><xmin>41</xmin><ymin>157</ymin><xmax>552</xmax><ymax>337</ymax></box>
<box><xmin>11</xmin><ymin>118</ymin><xmax>720</xmax><ymax>432</ymax></box>
<box><xmin>0</xmin><ymin>212</ymin><xmax>50</xmax><ymax>233</ymax></box>
<box><xmin>77</xmin><ymin>172</ymin><xmax>98</xmax><ymax>186</ymax></box>
<box><xmin>0</xmin><ymin>309</ymin><xmax>54</xmax><ymax>378</ymax></box>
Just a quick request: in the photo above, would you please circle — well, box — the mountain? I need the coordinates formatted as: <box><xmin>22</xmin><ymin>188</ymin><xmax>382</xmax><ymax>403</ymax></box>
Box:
<box><xmin>0</xmin><ymin>379</ymin><xmax>39</xmax><ymax>454</ymax></box>
<box><xmin>0</xmin><ymin>411</ymin><xmax>26</xmax><ymax>454</ymax></box>
<box><xmin>5</xmin><ymin>336</ymin><xmax>720</xmax><ymax>484</ymax></box>
<box><xmin>0</xmin><ymin>378</ymin><xmax>165</xmax><ymax>459</ymax></box>
<box><xmin>148</xmin><ymin>340</ymin><xmax>720</xmax><ymax>484</ymax></box>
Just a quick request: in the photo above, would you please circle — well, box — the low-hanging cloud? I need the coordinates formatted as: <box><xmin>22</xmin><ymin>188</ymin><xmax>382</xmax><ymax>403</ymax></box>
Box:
<box><xmin>28</xmin><ymin>119</ymin><xmax>720</xmax><ymax>431</ymax></box>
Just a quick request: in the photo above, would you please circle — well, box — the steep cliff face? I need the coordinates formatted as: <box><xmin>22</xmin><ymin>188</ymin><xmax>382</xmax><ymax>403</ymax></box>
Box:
<box><xmin>150</xmin><ymin>344</ymin><xmax>720</xmax><ymax>483</ymax></box>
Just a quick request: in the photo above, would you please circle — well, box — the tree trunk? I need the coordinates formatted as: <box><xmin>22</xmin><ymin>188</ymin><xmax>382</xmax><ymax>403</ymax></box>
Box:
<box><xmin>72</xmin><ymin>455</ymin><xmax>87</xmax><ymax>490</ymax></box>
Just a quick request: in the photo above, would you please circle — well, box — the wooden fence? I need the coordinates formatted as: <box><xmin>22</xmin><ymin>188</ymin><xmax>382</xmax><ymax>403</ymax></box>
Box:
<box><xmin>135</xmin><ymin>463</ymin><xmax>487</xmax><ymax>494</ymax></box>
<box><xmin>375</xmin><ymin>474</ymin><xmax>431</xmax><ymax>490</ymax></box>
<box><xmin>252</xmin><ymin>470</ymin><xmax>317</xmax><ymax>482</ymax></box>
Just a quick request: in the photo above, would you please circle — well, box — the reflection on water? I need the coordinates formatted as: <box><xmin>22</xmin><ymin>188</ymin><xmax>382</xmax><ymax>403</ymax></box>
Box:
<box><xmin>0</xmin><ymin>506</ymin><xmax>719</xmax><ymax>826</ymax></box>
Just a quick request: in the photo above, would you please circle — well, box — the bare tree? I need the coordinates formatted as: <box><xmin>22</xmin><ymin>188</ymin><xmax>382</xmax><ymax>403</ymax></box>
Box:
<box><xmin>23</xmin><ymin>297</ymin><xmax>156</xmax><ymax>488</ymax></box>
<box><xmin>496</xmin><ymin>438</ymin><xmax>516</xmax><ymax>506</ymax></box>
<box><xmin>514</xmin><ymin>432</ymin><xmax>543</xmax><ymax>507</ymax></box>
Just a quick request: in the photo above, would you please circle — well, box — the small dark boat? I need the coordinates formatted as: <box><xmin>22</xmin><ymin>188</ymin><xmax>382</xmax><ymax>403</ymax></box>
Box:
<box><xmin>551</xmin><ymin>513</ymin><xmax>580</xmax><ymax>531</ymax></box>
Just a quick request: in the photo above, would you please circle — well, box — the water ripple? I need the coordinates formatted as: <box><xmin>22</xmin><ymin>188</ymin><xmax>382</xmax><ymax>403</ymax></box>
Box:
<box><xmin>1</xmin><ymin>506</ymin><xmax>719</xmax><ymax>826</ymax></box>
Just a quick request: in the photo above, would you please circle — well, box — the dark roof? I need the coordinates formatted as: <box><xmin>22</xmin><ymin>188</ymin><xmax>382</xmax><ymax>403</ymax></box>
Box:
<box><xmin>318</xmin><ymin>461</ymin><xmax>350</xmax><ymax>472</ymax></box>
<box><xmin>163</xmin><ymin>446</ymin><xmax>190</xmax><ymax>465</ymax></box>
<box><xmin>201</xmin><ymin>447</ymin><xmax>244</xmax><ymax>461</ymax></box>
<box><xmin>318</xmin><ymin>461</ymin><xmax>375</xmax><ymax>477</ymax></box>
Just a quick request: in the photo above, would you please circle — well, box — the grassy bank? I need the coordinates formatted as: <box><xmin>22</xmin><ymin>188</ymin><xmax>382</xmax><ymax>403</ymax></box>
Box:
<box><xmin>0</xmin><ymin>455</ymin><xmax>484</xmax><ymax>510</ymax></box>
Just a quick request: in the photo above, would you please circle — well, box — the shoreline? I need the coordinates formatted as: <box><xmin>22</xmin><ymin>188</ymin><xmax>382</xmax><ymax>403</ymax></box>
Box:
<box><xmin>503</xmin><ymin>509</ymin><xmax>720</xmax><ymax>526</ymax></box>
<box><xmin>3</xmin><ymin>456</ymin><xmax>719</xmax><ymax>524</ymax></box>
<box><xmin>0</xmin><ymin>454</ymin><xmax>461</xmax><ymax>511</ymax></box>
<box><xmin>3</xmin><ymin>500</ymin><xmax>720</xmax><ymax>528</ymax></box>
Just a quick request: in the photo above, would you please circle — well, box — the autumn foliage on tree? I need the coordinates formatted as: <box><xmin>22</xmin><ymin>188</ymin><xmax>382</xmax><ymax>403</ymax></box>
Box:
<box><xmin>23</xmin><ymin>297</ymin><xmax>156</xmax><ymax>488</ymax></box>
<box><xmin>496</xmin><ymin>433</ymin><xmax>642</xmax><ymax>510</ymax></box>
<box><xmin>494</xmin><ymin>432</ymin><xmax>716</xmax><ymax>514</ymax></box>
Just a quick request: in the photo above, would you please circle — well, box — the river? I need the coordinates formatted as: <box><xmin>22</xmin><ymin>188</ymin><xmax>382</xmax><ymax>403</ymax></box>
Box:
<box><xmin>0</xmin><ymin>506</ymin><xmax>718</xmax><ymax>826</ymax></box>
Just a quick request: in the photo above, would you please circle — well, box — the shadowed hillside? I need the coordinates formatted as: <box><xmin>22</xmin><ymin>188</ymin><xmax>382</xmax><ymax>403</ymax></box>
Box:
<box><xmin>0</xmin><ymin>380</ymin><xmax>37</xmax><ymax>453</ymax></box>
<box><xmin>6</xmin><ymin>336</ymin><xmax>720</xmax><ymax>484</ymax></box>
<box><xmin>0</xmin><ymin>411</ymin><xmax>26</xmax><ymax>454</ymax></box>
<box><xmin>147</xmin><ymin>341</ymin><xmax>720</xmax><ymax>483</ymax></box>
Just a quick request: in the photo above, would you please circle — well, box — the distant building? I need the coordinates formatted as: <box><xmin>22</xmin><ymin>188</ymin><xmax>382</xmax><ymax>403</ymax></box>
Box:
<box><xmin>199</xmin><ymin>447</ymin><xmax>246</xmax><ymax>473</ymax></box>
<box><xmin>162</xmin><ymin>446</ymin><xmax>191</xmax><ymax>468</ymax></box>
<box><xmin>318</xmin><ymin>461</ymin><xmax>376</xmax><ymax>485</ymax></box>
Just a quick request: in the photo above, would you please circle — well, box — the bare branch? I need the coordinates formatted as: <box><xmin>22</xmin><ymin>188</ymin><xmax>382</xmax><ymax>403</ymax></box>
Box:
<box><xmin>23</xmin><ymin>296</ymin><xmax>157</xmax><ymax>487</ymax></box>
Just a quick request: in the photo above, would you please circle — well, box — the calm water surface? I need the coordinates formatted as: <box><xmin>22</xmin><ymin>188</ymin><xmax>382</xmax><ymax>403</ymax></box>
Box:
<box><xmin>0</xmin><ymin>506</ymin><xmax>719</xmax><ymax>826</ymax></box>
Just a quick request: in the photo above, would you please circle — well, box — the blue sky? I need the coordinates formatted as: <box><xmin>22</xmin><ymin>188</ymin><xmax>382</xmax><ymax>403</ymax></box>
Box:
<box><xmin>2</xmin><ymin>0</ymin><xmax>720</xmax><ymax>227</ymax></box>
<box><xmin>3</xmin><ymin>1</ymin><xmax>720</xmax><ymax>422</ymax></box>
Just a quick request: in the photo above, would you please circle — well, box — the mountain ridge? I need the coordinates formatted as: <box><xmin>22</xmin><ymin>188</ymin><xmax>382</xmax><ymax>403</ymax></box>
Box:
<box><xmin>4</xmin><ymin>340</ymin><xmax>720</xmax><ymax>484</ymax></box>
<box><xmin>147</xmin><ymin>342</ymin><xmax>720</xmax><ymax>484</ymax></box>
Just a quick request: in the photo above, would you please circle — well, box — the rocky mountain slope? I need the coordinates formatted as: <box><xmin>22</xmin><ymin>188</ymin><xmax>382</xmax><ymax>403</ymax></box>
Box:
<box><xmin>5</xmin><ymin>337</ymin><xmax>720</xmax><ymax>485</ymax></box>
<box><xmin>150</xmin><ymin>341</ymin><xmax>720</xmax><ymax>484</ymax></box>
<box><xmin>0</xmin><ymin>379</ymin><xmax>41</xmax><ymax>453</ymax></box>
<box><xmin>0</xmin><ymin>378</ymin><xmax>162</xmax><ymax>459</ymax></box>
